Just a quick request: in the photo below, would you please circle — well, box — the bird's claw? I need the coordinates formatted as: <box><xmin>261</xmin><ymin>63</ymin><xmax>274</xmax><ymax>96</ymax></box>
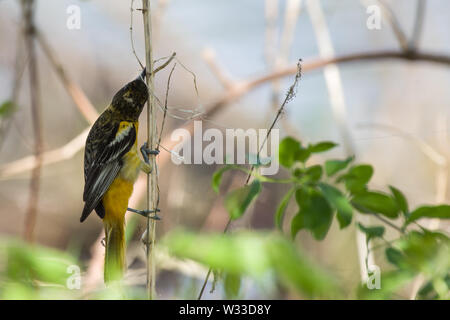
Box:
<box><xmin>127</xmin><ymin>207</ymin><xmax>161</xmax><ymax>220</ymax></box>
<box><xmin>140</xmin><ymin>142</ymin><xmax>160</xmax><ymax>164</ymax></box>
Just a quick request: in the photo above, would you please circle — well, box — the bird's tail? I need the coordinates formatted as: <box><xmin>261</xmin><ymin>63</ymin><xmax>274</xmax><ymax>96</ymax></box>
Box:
<box><xmin>103</xmin><ymin>218</ymin><xmax>126</xmax><ymax>283</ymax></box>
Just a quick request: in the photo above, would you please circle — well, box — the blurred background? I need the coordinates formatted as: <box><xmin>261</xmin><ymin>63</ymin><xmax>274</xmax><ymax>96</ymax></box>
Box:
<box><xmin>0</xmin><ymin>0</ymin><xmax>449</xmax><ymax>299</ymax></box>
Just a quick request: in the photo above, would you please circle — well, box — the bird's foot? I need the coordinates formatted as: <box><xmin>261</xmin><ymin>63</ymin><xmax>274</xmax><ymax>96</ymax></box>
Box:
<box><xmin>140</xmin><ymin>142</ymin><xmax>160</xmax><ymax>164</ymax></box>
<box><xmin>127</xmin><ymin>207</ymin><xmax>161</xmax><ymax>220</ymax></box>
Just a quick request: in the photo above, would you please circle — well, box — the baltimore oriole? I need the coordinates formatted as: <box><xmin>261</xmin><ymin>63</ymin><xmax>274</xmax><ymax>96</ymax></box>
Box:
<box><xmin>80</xmin><ymin>69</ymin><xmax>158</xmax><ymax>283</ymax></box>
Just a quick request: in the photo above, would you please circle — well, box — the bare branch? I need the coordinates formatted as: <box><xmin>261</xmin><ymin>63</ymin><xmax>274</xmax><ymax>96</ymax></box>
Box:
<box><xmin>2</xmin><ymin>49</ymin><xmax>450</xmax><ymax>179</ymax></box>
<box><xmin>36</xmin><ymin>31</ymin><xmax>98</xmax><ymax>125</ymax></box>
<box><xmin>21</xmin><ymin>0</ymin><xmax>43</xmax><ymax>243</ymax></box>
<box><xmin>141</xmin><ymin>0</ymin><xmax>158</xmax><ymax>299</ymax></box>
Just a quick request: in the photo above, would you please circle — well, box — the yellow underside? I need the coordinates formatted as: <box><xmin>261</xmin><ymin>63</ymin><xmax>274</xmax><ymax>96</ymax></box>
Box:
<box><xmin>102</xmin><ymin>120</ymin><xmax>141</xmax><ymax>283</ymax></box>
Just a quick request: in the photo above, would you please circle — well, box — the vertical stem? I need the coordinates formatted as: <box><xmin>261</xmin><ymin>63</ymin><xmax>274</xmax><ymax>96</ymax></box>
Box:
<box><xmin>22</xmin><ymin>0</ymin><xmax>43</xmax><ymax>243</ymax></box>
<box><xmin>142</xmin><ymin>0</ymin><xmax>158</xmax><ymax>299</ymax></box>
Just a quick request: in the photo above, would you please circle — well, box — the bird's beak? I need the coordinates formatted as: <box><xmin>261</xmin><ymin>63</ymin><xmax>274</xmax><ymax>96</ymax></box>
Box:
<box><xmin>137</xmin><ymin>68</ymin><xmax>147</xmax><ymax>83</ymax></box>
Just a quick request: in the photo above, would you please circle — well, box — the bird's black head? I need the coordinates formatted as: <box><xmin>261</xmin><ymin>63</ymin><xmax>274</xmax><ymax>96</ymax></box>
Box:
<box><xmin>111</xmin><ymin>69</ymin><xmax>148</xmax><ymax>121</ymax></box>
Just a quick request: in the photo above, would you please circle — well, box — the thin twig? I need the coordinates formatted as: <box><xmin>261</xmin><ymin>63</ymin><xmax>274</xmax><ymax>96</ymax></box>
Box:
<box><xmin>141</xmin><ymin>0</ymin><xmax>158</xmax><ymax>300</ymax></box>
<box><xmin>371</xmin><ymin>214</ymin><xmax>405</xmax><ymax>234</ymax></box>
<box><xmin>0</xmin><ymin>22</ymin><xmax>28</xmax><ymax>153</ymax></box>
<box><xmin>409</xmin><ymin>0</ymin><xmax>426</xmax><ymax>50</ymax></box>
<box><xmin>157</xmin><ymin>62</ymin><xmax>176</xmax><ymax>149</ymax></box>
<box><xmin>374</xmin><ymin>0</ymin><xmax>409</xmax><ymax>51</ymax></box>
<box><xmin>35</xmin><ymin>30</ymin><xmax>98</xmax><ymax>125</ymax></box>
<box><xmin>197</xmin><ymin>61</ymin><xmax>303</xmax><ymax>300</ymax></box>
<box><xmin>22</xmin><ymin>0</ymin><xmax>43</xmax><ymax>243</ymax></box>
<box><xmin>2</xmin><ymin>49</ymin><xmax>450</xmax><ymax>179</ymax></box>
<box><xmin>130</xmin><ymin>0</ymin><xmax>144</xmax><ymax>69</ymax></box>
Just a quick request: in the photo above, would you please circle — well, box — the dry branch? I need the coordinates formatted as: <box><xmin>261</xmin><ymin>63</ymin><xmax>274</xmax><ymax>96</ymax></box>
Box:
<box><xmin>2</xmin><ymin>49</ymin><xmax>450</xmax><ymax>180</ymax></box>
<box><xmin>36</xmin><ymin>31</ymin><xmax>98</xmax><ymax>125</ymax></box>
<box><xmin>22</xmin><ymin>0</ymin><xmax>42</xmax><ymax>243</ymax></box>
<box><xmin>141</xmin><ymin>0</ymin><xmax>158</xmax><ymax>299</ymax></box>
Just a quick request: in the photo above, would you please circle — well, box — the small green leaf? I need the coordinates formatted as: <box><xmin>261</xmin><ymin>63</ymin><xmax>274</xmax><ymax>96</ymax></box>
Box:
<box><xmin>389</xmin><ymin>186</ymin><xmax>409</xmax><ymax>217</ymax></box>
<box><xmin>0</xmin><ymin>100</ymin><xmax>16</xmax><ymax>117</ymax></box>
<box><xmin>340</xmin><ymin>165</ymin><xmax>373</xmax><ymax>194</ymax></box>
<box><xmin>352</xmin><ymin>191</ymin><xmax>399</xmax><ymax>218</ymax></box>
<box><xmin>223</xmin><ymin>272</ymin><xmax>241</xmax><ymax>299</ymax></box>
<box><xmin>357</xmin><ymin>223</ymin><xmax>385</xmax><ymax>242</ymax></box>
<box><xmin>385</xmin><ymin>247</ymin><xmax>404</xmax><ymax>267</ymax></box>
<box><xmin>295</xmin><ymin>146</ymin><xmax>311</xmax><ymax>163</ymax></box>
<box><xmin>279</xmin><ymin>137</ymin><xmax>301</xmax><ymax>168</ymax></box>
<box><xmin>325</xmin><ymin>156</ymin><xmax>353</xmax><ymax>177</ymax></box>
<box><xmin>308</xmin><ymin>141</ymin><xmax>337</xmax><ymax>153</ymax></box>
<box><xmin>212</xmin><ymin>165</ymin><xmax>237</xmax><ymax>193</ymax></box>
<box><xmin>407</xmin><ymin>205</ymin><xmax>450</xmax><ymax>224</ymax></box>
<box><xmin>304</xmin><ymin>165</ymin><xmax>323</xmax><ymax>182</ymax></box>
<box><xmin>275</xmin><ymin>187</ymin><xmax>295</xmax><ymax>229</ymax></box>
<box><xmin>293</xmin><ymin>189</ymin><xmax>333</xmax><ymax>240</ymax></box>
<box><xmin>319</xmin><ymin>183</ymin><xmax>353</xmax><ymax>229</ymax></box>
<box><xmin>225</xmin><ymin>180</ymin><xmax>262</xmax><ymax>220</ymax></box>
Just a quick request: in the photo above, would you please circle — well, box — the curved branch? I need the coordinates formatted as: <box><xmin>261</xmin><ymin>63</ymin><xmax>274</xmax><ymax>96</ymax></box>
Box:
<box><xmin>1</xmin><ymin>49</ymin><xmax>450</xmax><ymax>179</ymax></box>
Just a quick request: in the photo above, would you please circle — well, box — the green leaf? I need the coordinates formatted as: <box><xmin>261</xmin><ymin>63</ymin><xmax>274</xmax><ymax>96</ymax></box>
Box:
<box><xmin>266</xmin><ymin>236</ymin><xmax>339</xmax><ymax>298</ymax></box>
<box><xmin>278</xmin><ymin>137</ymin><xmax>301</xmax><ymax>168</ymax></box>
<box><xmin>275</xmin><ymin>187</ymin><xmax>295</xmax><ymax>229</ymax></box>
<box><xmin>385</xmin><ymin>247</ymin><xmax>405</xmax><ymax>267</ymax></box>
<box><xmin>318</xmin><ymin>183</ymin><xmax>353</xmax><ymax>229</ymax></box>
<box><xmin>407</xmin><ymin>205</ymin><xmax>450</xmax><ymax>224</ymax></box>
<box><xmin>324</xmin><ymin>156</ymin><xmax>353</xmax><ymax>177</ymax></box>
<box><xmin>0</xmin><ymin>100</ymin><xmax>16</xmax><ymax>117</ymax></box>
<box><xmin>389</xmin><ymin>186</ymin><xmax>409</xmax><ymax>217</ymax></box>
<box><xmin>308</xmin><ymin>141</ymin><xmax>337</xmax><ymax>153</ymax></box>
<box><xmin>163</xmin><ymin>230</ymin><xmax>339</xmax><ymax>298</ymax></box>
<box><xmin>358</xmin><ymin>270</ymin><xmax>414</xmax><ymax>300</ymax></box>
<box><xmin>223</xmin><ymin>272</ymin><xmax>241</xmax><ymax>299</ymax></box>
<box><xmin>295</xmin><ymin>146</ymin><xmax>311</xmax><ymax>163</ymax></box>
<box><xmin>352</xmin><ymin>191</ymin><xmax>400</xmax><ymax>218</ymax></box>
<box><xmin>304</xmin><ymin>165</ymin><xmax>323</xmax><ymax>182</ymax></box>
<box><xmin>211</xmin><ymin>165</ymin><xmax>238</xmax><ymax>193</ymax></box>
<box><xmin>357</xmin><ymin>223</ymin><xmax>385</xmax><ymax>242</ymax></box>
<box><xmin>225</xmin><ymin>180</ymin><xmax>262</xmax><ymax>220</ymax></box>
<box><xmin>340</xmin><ymin>165</ymin><xmax>373</xmax><ymax>194</ymax></box>
<box><xmin>292</xmin><ymin>189</ymin><xmax>334</xmax><ymax>240</ymax></box>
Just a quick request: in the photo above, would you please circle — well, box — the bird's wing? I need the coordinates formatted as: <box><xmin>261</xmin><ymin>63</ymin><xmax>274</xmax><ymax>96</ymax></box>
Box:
<box><xmin>81</xmin><ymin>121</ymin><xmax>137</xmax><ymax>222</ymax></box>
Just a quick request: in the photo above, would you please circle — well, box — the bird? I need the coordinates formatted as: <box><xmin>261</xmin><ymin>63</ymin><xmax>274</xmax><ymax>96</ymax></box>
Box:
<box><xmin>80</xmin><ymin>68</ymin><xmax>158</xmax><ymax>283</ymax></box>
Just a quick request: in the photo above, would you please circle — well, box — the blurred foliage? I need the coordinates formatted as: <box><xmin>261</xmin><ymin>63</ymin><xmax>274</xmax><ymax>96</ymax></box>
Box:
<box><xmin>0</xmin><ymin>136</ymin><xmax>448</xmax><ymax>300</ymax></box>
<box><xmin>200</xmin><ymin>136</ymin><xmax>450</xmax><ymax>299</ymax></box>
<box><xmin>0</xmin><ymin>238</ymin><xmax>78</xmax><ymax>299</ymax></box>
<box><xmin>163</xmin><ymin>230</ymin><xmax>339</xmax><ymax>298</ymax></box>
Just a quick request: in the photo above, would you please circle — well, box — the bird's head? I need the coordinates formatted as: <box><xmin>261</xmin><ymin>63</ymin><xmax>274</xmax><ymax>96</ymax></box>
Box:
<box><xmin>111</xmin><ymin>68</ymin><xmax>148</xmax><ymax>121</ymax></box>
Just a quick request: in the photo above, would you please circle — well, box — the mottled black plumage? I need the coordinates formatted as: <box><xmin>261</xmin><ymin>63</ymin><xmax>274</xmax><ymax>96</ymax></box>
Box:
<box><xmin>80</xmin><ymin>71</ymin><xmax>148</xmax><ymax>222</ymax></box>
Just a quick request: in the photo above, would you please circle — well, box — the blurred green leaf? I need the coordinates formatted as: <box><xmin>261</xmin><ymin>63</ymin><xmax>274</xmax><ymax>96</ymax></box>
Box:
<box><xmin>324</xmin><ymin>156</ymin><xmax>353</xmax><ymax>177</ymax></box>
<box><xmin>223</xmin><ymin>272</ymin><xmax>241</xmax><ymax>299</ymax></box>
<box><xmin>352</xmin><ymin>191</ymin><xmax>399</xmax><ymax>218</ymax></box>
<box><xmin>163</xmin><ymin>230</ymin><xmax>339</xmax><ymax>298</ymax></box>
<box><xmin>0</xmin><ymin>100</ymin><xmax>16</xmax><ymax>117</ymax></box>
<box><xmin>319</xmin><ymin>183</ymin><xmax>353</xmax><ymax>229</ymax></box>
<box><xmin>212</xmin><ymin>165</ymin><xmax>239</xmax><ymax>193</ymax></box>
<box><xmin>275</xmin><ymin>187</ymin><xmax>295</xmax><ymax>230</ymax></box>
<box><xmin>389</xmin><ymin>186</ymin><xmax>409</xmax><ymax>217</ymax></box>
<box><xmin>385</xmin><ymin>247</ymin><xmax>405</xmax><ymax>268</ymax></box>
<box><xmin>407</xmin><ymin>205</ymin><xmax>450</xmax><ymax>224</ymax></box>
<box><xmin>357</xmin><ymin>223</ymin><xmax>385</xmax><ymax>242</ymax></box>
<box><xmin>278</xmin><ymin>137</ymin><xmax>301</xmax><ymax>168</ymax></box>
<box><xmin>304</xmin><ymin>165</ymin><xmax>322</xmax><ymax>182</ymax></box>
<box><xmin>292</xmin><ymin>189</ymin><xmax>333</xmax><ymax>240</ymax></box>
<box><xmin>308</xmin><ymin>141</ymin><xmax>337</xmax><ymax>153</ymax></box>
<box><xmin>358</xmin><ymin>270</ymin><xmax>414</xmax><ymax>300</ymax></box>
<box><xmin>225</xmin><ymin>180</ymin><xmax>261</xmax><ymax>220</ymax></box>
<box><xmin>340</xmin><ymin>165</ymin><xmax>373</xmax><ymax>194</ymax></box>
